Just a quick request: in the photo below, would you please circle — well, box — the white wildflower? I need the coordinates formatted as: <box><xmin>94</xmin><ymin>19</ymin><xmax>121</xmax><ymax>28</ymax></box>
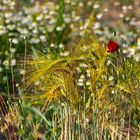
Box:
<box><xmin>20</xmin><ymin>69</ymin><xmax>26</xmax><ymax>75</ymax></box>
<box><xmin>50</xmin><ymin>43</ymin><xmax>55</xmax><ymax>48</ymax></box>
<box><xmin>3</xmin><ymin>60</ymin><xmax>9</xmax><ymax>67</ymax></box>
<box><xmin>96</xmin><ymin>13</ymin><xmax>103</xmax><ymax>19</ymax></box>
<box><xmin>40</xmin><ymin>35</ymin><xmax>46</xmax><ymax>42</ymax></box>
<box><xmin>93</xmin><ymin>4</ymin><xmax>100</xmax><ymax>9</ymax></box>
<box><xmin>12</xmin><ymin>38</ymin><xmax>18</xmax><ymax>44</ymax></box>
<box><xmin>59</xmin><ymin>43</ymin><xmax>64</xmax><ymax>48</ymax></box>
<box><xmin>11</xmin><ymin>59</ymin><xmax>16</xmax><ymax>66</ymax></box>
<box><xmin>77</xmin><ymin>82</ymin><xmax>83</xmax><ymax>86</ymax></box>
<box><xmin>134</xmin><ymin>54</ymin><xmax>140</xmax><ymax>62</ymax></box>
<box><xmin>79</xmin><ymin>63</ymin><xmax>87</xmax><ymax>68</ymax></box>
<box><xmin>108</xmin><ymin>76</ymin><xmax>114</xmax><ymax>81</ymax></box>
<box><xmin>61</xmin><ymin>51</ymin><xmax>69</xmax><ymax>57</ymax></box>
<box><xmin>56</xmin><ymin>26</ymin><xmax>63</xmax><ymax>31</ymax></box>
<box><xmin>86</xmin><ymin>81</ymin><xmax>91</xmax><ymax>86</ymax></box>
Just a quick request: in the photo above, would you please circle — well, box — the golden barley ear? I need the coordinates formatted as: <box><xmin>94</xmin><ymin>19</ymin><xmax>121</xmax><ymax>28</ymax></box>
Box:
<box><xmin>20</xmin><ymin>34</ymin><xmax>107</xmax><ymax>109</ymax></box>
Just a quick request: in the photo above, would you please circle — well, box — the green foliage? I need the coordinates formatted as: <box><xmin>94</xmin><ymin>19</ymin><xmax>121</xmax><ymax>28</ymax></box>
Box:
<box><xmin>18</xmin><ymin>34</ymin><xmax>140</xmax><ymax>139</ymax></box>
<box><xmin>0</xmin><ymin>0</ymin><xmax>140</xmax><ymax>139</ymax></box>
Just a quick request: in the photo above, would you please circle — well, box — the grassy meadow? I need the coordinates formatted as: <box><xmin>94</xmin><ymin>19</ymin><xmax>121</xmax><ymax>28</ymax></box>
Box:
<box><xmin>0</xmin><ymin>0</ymin><xmax>140</xmax><ymax>139</ymax></box>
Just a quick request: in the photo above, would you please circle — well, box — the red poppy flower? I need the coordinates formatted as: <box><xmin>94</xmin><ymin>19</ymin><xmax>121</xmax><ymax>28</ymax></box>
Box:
<box><xmin>107</xmin><ymin>40</ymin><xmax>119</xmax><ymax>53</ymax></box>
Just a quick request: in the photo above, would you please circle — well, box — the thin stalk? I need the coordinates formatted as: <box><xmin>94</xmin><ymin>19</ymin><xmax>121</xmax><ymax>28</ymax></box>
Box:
<box><xmin>68</xmin><ymin>106</ymin><xmax>71</xmax><ymax>140</ymax></box>
<box><xmin>64</xmin><ymin>104</ymin><xmax>68</xmax><ymax>140</ymax></box>
<box><xmin>72</xmin><ymin>113</ymin><xmax>76</xmax><ymax>140</ymax></box>
<box><xmin>92</xmin><ymin>94</ymin><xmax>95</xmax><ymax>140</ymax></box>
<box><xmin>82</xmin><ymin>69</ymin><xmax>87</xmax><ymax>140</ymax></box>
<box><xmin>114</xmin><ymin>109</ymin><xmax>117</xmax><ymax>140</ymax></box>
<box><xmin>119</xmin><ymin>117</ymin><xmax>124</xmax><ymax>140</ymax></box>
<box><xmin>10</xmin><ymin>41</ymin><xmax>15</xmax><ymax>98</ymax></box>
<box><xmin>100</xmin><ymin>121</ymin><xmax>104</xmax><ymax>140</ymax></box>
<box><xmin>23</xmin><ymin>37</ymin><xmax>27</xmax><ymax>85</ymax></box>
<box><xmin>103</xmin><ymin>114</ymin><xmax>107</xmax><ymax>140</ymax></box>
<box><xmin>60</xmin><ymin>105</ymin><xmax>64</xmax><ymax>140</ymax></box>
<box><xmin>6</xmin><ymin>70</ymin><xmax>10</xmax><ymax>98</ymax></box>
<box><xmin>83</xmin><ymin>91</ymin><xmax>86</xmax><ymax>140</ymax></box>
<box><xmin>127</xmin><ymin>108</ymin><xmax>131</xmax><ymax>140</ymax></box>
<box><xmin>78</xmin><ymin>110</ymin><xmax>81</xmax><ymax>140</ymax></box>
<box><xmin>53</xmin><ymin>113</ymin><xmax>56</xmax><ymax>140</ymax></box>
